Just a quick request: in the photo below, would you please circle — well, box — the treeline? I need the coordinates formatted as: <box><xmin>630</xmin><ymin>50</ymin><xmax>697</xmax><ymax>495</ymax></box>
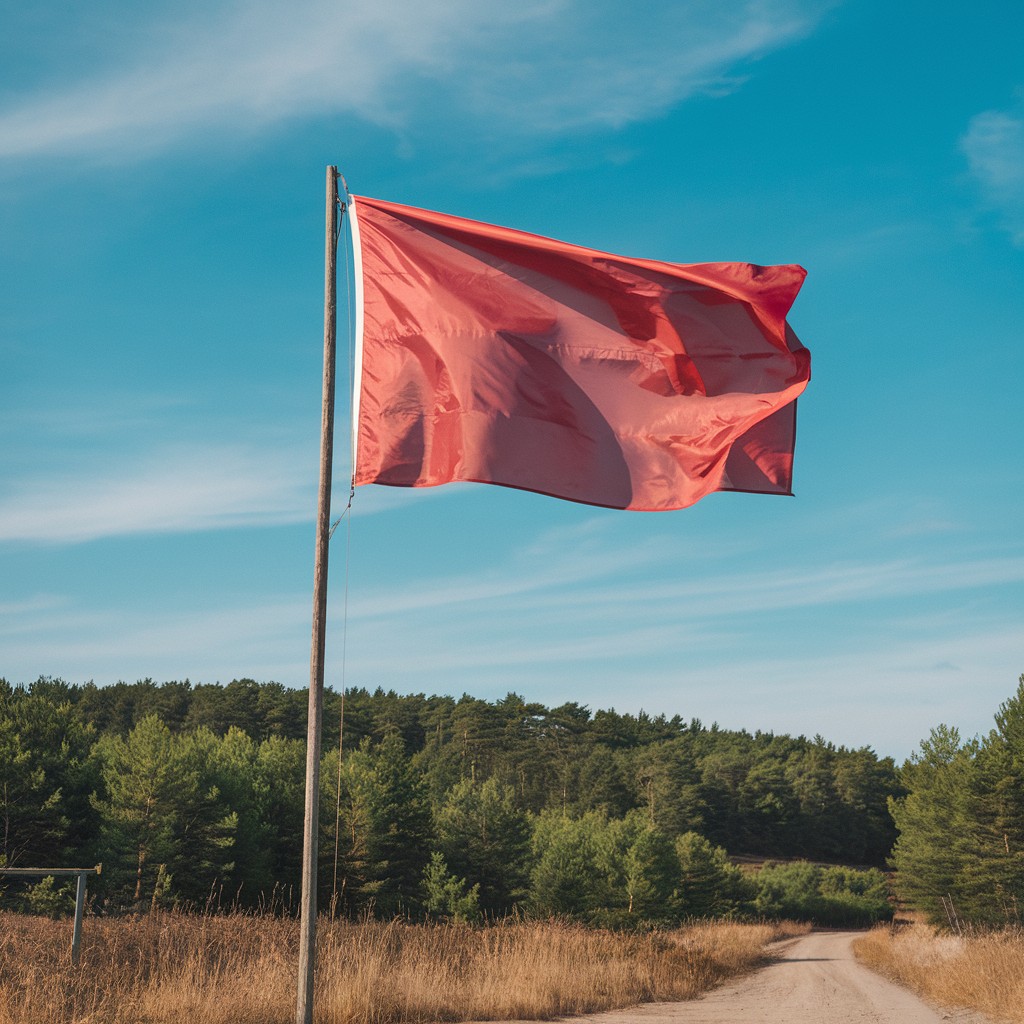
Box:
<box><xmin>1</xmin><ymin>676</ymin><xmax>898</xmax><ymax>926</ymax></box>
<box><xmin>890</xmin><ymin>674</ymin><xmax>1024</xmax><ymax>928</ymax></box>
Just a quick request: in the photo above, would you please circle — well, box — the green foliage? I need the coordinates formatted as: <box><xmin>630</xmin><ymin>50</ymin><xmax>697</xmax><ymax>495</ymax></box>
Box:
<box><xmin>753</xmin><ymin>860</ymin><xmax>821</xmax><ymax>920</ymax></box>
<box><xmin>753</xmin><ymin>861</ymin><xmax>892</xmax><ymax>927</ymax></box>
<box><xmin>956</xmin><ymin>681</ymin><xmax>1024</xmax><ymax>925</ymax></box>
<box><xmin>888</xmin><ymin>724</ymin><xmax>974</xmax><ymax>924</ymax></box>
<box><xmin>527</xmin><ymin>812</ymin><xmax>756</xmax><ymax>926</ymax></box>
<box><xmin>632</xmin><ymin>739</ymin><xmax>705</xmax><ymax>836</ymax></box>
<box><xmin>24</xmin><ymin>876</ymin><xmax>75</xmax><ymax>918</ymax></box>
<box><xmin>675</xmin><ymin>831</ymin><xmax>751</xmax><ymax>918</ymax></box>
<box><xmin>528</xmin><ymin>810</ymin><xmax>608</xmax><ymax>919</ymax></box>
<box><xmin>254</xmin><ymin>735</ymin><xmax>306</xmax><ymax>894</ymax></box>
<box><xmin>0</xmin><ymin>680</ymin><xmax>98</xmax><ymax>872</ymax></box>
<box><xmin>616</xmin><ymin>817</ymin><xmax>679</xmax><ymax>921</ymax></box>
<box><xmin>434</xmin><ymin>776</ymin><xmax>530</xmax><ymax>915</ymax></box>
<box><xmin>332</xmin><ymin>733</ymin><xmax>431</xmax><ymax>917</ymax></box>
<box><xmin>90</xmin><ymin>716</ymin><xmax>237</xmax><ymax>909</ymax></box>
<box><xmin>422</xmin><ymin>852</ymin><xmax>481</xmax><ymax>923</ymax></box>
<box><xmin>0</xmin><ymin>675</ymin><xmax>910</xmax><ymax>920</ymax></box>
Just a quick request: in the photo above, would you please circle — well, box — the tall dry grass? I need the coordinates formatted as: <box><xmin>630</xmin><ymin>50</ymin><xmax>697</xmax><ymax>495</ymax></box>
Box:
<box><xmin>0</xmin><ymin>912</ymin><xmax>804</xmax><ymax>1024</ymax></box>
<box><xmin>854</xmin><ymin>922</ymin><xmax>1024</xmax><ymax>1023</ymax></box>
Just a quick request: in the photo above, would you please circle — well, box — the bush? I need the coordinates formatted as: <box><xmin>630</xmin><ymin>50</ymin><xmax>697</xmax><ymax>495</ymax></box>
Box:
<box><xmin>753</xmin><ymin>861</ymin><xmax>893</xmax><ymax>927</ymax></box>
<box><xmin>422</xmin><ymin>853</ymin><xmax>481</xmax><ymax>923</ymax></box>
<box><xmin>25</xmin><ymin>876</ymin><xmax>76</xmax><ymax>918</ymax></box>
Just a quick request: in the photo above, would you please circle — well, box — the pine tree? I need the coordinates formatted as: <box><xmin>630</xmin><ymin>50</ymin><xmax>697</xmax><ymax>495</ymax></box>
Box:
<box><xmin>422</xmin><ymin>852</ymin><xmax>481</xmax><ymax>922</ymax></box>
<box><xmin>169</xmin><ymin>728</ymin><xmax>238</xmax><ymax>906</ymax></box>
<box><xmin>954</xmin><ymin>676</ymin><xmax>1024</xmax><ymax>924</ymax></box>
<box><xmin>615</xmin><ymin>814</ymin><xmax>679</xmax><ymax>920</ymax></box>
<box><xmin>888</xmin><ymin>724</ymin><xmax>974</xmax><ymax>925</ymax></box>
<box><xmin>434</xmin><ymin>776</ymin><xmax>530</xmax><ymax>916</ymax></box>
<box><xmin>0</xmin><ymin>681</ymin><xmax>97</xmax><ymax>869</ymax></box>
<box><xmin>785</xmin><ymin>739</ymin><xmax>845</xmax><ymax>860</ymax></box>
<box><xmin>91</xmin><ymin>715</ymin><xmax>184</xmax><ymax>906</ymax></box>
<box><xmin>528</xmin><ymin>810</ymin><xmax>609</xmax><ymax>918</ymax></box>
<box><xmin>254</xmin><ymin>735</ymin><xmax>306</xmax><ymax>898</ymax></box>
<box><xmin>334</xmin><ymin>733</ymin><xmax>431</xmax><ymax>916</ymax></box>
<box><xmin>91</xmin><ymin>716</ymin><xmax>236</xmax><ymax>909</ymax></box>
<box><xmin>737</xmin><ymin>758</ymin><xmax>798</xmax><ymax>856</ymax></box>
<box><xmin>631</xmin><ymin>738</ymin><xmax>705</xmax><ymax>836</ymax></box>
<box><xmin>675</xmin><ymin>831</ymin><xmax>749</xmax><ymax>917</ymax></box>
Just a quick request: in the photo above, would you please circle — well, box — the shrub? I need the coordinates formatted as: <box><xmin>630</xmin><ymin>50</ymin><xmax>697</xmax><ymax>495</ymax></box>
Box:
<box><xmin>753</xmin><ymin>861</ymin><xmax>893</xmax><ymax>926</ymax></box>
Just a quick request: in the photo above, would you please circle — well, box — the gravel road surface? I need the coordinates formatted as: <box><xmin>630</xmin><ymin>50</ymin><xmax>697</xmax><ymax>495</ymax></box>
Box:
<box><xmin>554</xmin><ymin>931</ymin><xmax>991</xmax><ymax>1024</ymax></box>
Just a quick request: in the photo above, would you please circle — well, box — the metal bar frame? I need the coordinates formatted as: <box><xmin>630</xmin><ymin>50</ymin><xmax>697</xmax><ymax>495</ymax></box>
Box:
<box><xmin>0</xmin><ymin>864</ymin><xmax>102</xmax><ymax>964</ymax></box>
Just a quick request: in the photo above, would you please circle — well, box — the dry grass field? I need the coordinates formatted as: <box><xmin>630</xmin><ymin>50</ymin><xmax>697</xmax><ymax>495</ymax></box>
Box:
<box><xmin>0</xmin><ymin>912</ymin><xmax>805</xmax><ymax>1024</ymax></box>
<box><xmin>854</xmin><ymin>922</ymin><xmax>1024</xmax><ymax>1023</ymax></box>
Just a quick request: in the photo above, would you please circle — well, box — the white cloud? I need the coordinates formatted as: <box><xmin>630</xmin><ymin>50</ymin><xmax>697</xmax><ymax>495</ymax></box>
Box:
<box><xmin>338</xmin><ymin>569</ymin><xmax>1023</xmax><ymax>759</ymax></box>
<box><xmin>6</xmin><ymin>523</ymin><xmax>1021</xmax><ymax>758</ymax></box>
<box><xmin>961</xmin><ymin>99</ymin><xmax>1024</xmax><ymax>245</ymax></box>
<box><xmin>2</xmin><ymin>595</ymin><xmax>313</xmax><ymax>686</ymax></box>
<box><xmin>606</xmin><ymin>622</ymin><xmax>1024</xmax><ymax>758</ymax></box>
<box><xmin>346</xmin><ymin>537</ymin><xmax>1024</xmax><ymax>629</ymax></box>
<box><xmin>0</xmin><ymin>595</ymin><xmax>66</xmax><ymax>630</ymax></box>
<box><xmin>0</xmin><ymin>0</ymin><xmax>827</xmax><ymax>161</ymax></box>
<box><xmin>0</xmin><ymin>443</ymin><xmax>314</xmax><ymax>543</ymax></box>
<box><xmin>330</xmin><ymin>525</ymin><xmax>1024</xmax><ymax>738</ymax></box>
<box><xmin>340</xmin><ymin>540</ymin><xmax>1024</xmax><ymax>758</ymax></box>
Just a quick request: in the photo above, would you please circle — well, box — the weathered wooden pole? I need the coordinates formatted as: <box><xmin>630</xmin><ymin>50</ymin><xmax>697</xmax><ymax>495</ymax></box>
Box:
<box><xmin>297</xmin><ymin>165</ymin><xmax>340</xmax><ymax>1024</ymax></box>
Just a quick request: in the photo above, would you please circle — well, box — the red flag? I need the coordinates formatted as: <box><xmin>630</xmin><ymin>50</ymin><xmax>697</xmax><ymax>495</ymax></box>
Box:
<box><xmin>351</xmin><ymin>195</ymin><xmax>810</xmax><ymax>512</ymax></box>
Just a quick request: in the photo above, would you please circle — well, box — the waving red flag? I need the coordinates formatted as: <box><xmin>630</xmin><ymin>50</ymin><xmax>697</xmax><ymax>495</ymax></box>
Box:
<box><xmin>351</xmin><ymin>195</ymin><xmax>810</xmax><ymax>512</ymax></box>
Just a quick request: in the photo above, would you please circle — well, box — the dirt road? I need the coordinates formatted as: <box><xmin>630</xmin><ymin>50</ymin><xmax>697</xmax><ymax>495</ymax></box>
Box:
<box><xmin>559</xmin><ymin>931</ymin><xmax>991</xmax><ymax>1024</ymax></box>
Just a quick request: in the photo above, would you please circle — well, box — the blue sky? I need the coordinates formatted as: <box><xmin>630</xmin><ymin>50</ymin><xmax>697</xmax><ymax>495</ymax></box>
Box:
<box><xmin>2</xmin><ymin>0</ymin><xmax>1021</xmax><ymax>759</ymax></box>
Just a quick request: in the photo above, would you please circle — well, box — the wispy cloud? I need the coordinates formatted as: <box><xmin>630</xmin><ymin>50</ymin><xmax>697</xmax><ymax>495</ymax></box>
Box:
<box><xmin>0</xmin><ymin>595</ymin><xmax>66</xmax><ymax>629</ymax></box>
<box><xmin>0</xmin><ymin>0</ymin><xmax>828</xmax><ymax>162</ymax></box>
<box><xmin>347</xmin><ymin>531</ymin><xmax>1024</xmax><ymax>630</ymax></box>
<box><xmin>0</xmin><ymin>443</ymin><xmax>314</xmax><ymax>544</ymax></box>
<box><xmin>607</xmin><ymin>621</ymin><xmax>1024</xmax><ymax>757</ymax></box>
<box><xmin>339</xmin><ymin>537</ymin><xmax>1024</xmax><ymax>757</ymax></box>
<box><xmin>7</xmin><ymin>523</ymin><xmax>1020</xmax><ymax>758</ymax></box>
<box><xmin>347</xmin><ymin>514</ymin><xmax>665</xmax><ymax>619</ymax></box>
<box><xmin>560</xmin><ymin>554</ymin><xmax>1024</xmax><ymax>620</ymax></box>
<box><xmin>961</xmin><ymin>97</ymin><xmax>1024</xmax><ymax>245</ymax></box>
<box><xmin>2</xmin><ymin>594</ymin><xmax>313</xmax><ymax>686</ymax></box>
<box><xmin>328</xmin><ymin>518</ymin><xmax>1024</xmax><ymax>715</ymax></box>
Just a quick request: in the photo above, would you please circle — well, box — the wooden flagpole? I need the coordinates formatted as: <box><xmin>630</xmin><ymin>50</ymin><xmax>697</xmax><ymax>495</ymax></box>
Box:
<box><xmin>297</xmin><ymin>165</ymin><xmax>340</xmax><ymax>1024</ymax></box>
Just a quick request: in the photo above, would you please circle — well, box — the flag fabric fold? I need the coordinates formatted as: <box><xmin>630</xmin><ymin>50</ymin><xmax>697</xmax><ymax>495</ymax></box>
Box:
<box><xmin>350</xmin><ymin>194</ymin><xmax>810</xmax><ymax>512</ymax></box>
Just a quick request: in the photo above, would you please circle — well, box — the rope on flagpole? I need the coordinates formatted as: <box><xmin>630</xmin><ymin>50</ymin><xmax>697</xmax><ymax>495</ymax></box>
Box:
<box><xmin>330</xmin><ymin>171</ymin><xmax>357</xmax><ymax>914</ymax></box>
<box><xmin>331</xmin><ymin>474</ymin><xmax>353</xmax><ymax>912</ymax></box>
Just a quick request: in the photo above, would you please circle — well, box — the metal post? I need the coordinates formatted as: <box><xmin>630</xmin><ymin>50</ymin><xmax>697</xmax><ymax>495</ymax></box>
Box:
<box><xmin>71</xmin><ymin>871</ymin><xmax>87</xmax><ymax>964</ymax></box>
<box><xmin>0</xmin><ymin>864</ymin><xmax>101</xmax><ymax>963</ymax></box>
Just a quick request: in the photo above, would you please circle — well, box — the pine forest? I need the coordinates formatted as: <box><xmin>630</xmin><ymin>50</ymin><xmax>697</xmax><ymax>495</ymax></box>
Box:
<box><xmin>3</xmin><ymin>674</ymin><xmax>1024</xmax><ymax>929</ymax></box>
